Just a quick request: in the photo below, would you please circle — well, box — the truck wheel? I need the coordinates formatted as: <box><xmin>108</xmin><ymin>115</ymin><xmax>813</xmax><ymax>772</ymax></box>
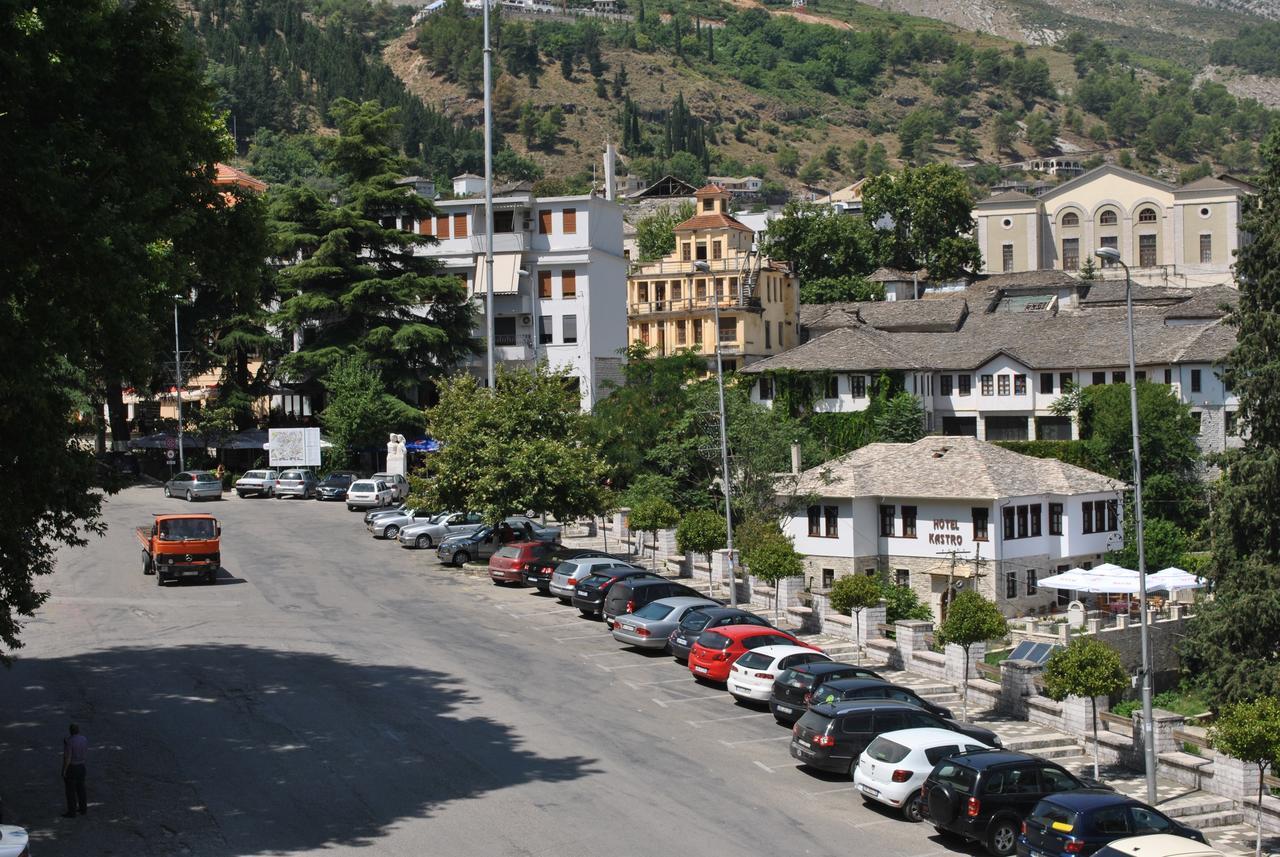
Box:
<box><xmin>156</xmin><ymin>571</ymin><xmax>165</xmax><ymax>587</ymax></box>
<box><xmin>142</xmin><ymin>553</ymin><xmax>153</xmax><ymax>575</ymax></box>
<box><xmin>205</xmin><ymin>568</ymin><xmax>217</xmax><ymax>585</ymax></box>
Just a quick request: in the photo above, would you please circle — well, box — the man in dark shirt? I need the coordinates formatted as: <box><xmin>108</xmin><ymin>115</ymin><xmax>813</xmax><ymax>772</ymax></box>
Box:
<box><xmin>61</xmin><ymin>723</ymin><xmax>88</xmax><ymax>817</ymax></box>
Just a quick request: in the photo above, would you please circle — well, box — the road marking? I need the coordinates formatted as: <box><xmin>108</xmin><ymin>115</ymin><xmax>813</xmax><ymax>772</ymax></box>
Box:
<box><xmin>805</xmin><ymin>785</ymin><xmax>857</xmax><ymax>797</ymax></box>
<box><xmin>754</xmin><ymin>759</ymin><xmax>796</xmax><ymax>772</ymax></box>
<box><xmin>52</xmin><ymin>596</ymin><xmax>242</xmax><ymax>608</ymax></box>
<box><xmin>753</xmin><ymin>760</ymin><xmax>775</xmax><ymax>774</ymax></box>
<box><xmin>687</xmin><ymin>712</ymin><xmax>770</xmax><ymax>727</ymax></box>
<box><xmin>624</xmin><ymin>677</ymin><xmax>690</xmax><ymax>689</ymax></box>
<box><xmin>719</xmin><ymin>735</ymin><xmax>790</xmax><ymax>747</ymax></box>
<box><xmin>596</xmin><ymin>661</ymin><xmax>672</xmax><ymax>673</ymax></box>
<box><xmin>557</xmin><ymin>633</ymin><xmax>614</xmax><ymax>643</ymax></box>
<box><xmin>650</xmin><ymin>693</ymin><xmax>723</xmax><ymax>707</ymax></box>
<box><xmin>510</xmin><ymin>608</ymin><xmax>575</xmax><ymax>617</ymax></box>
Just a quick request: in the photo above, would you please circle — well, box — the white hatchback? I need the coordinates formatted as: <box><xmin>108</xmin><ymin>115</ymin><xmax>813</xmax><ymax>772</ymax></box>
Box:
<box><xmin>726</xmin><ymin>645</ymin><xmax>830</xmax><ymax>702</ymax></box>
<box><xmin>346</xmin><ymin>479</ymin><xmax>393</xmax><ymax>511</ymax></box>
<box><xmin>854</xmin><ymin>727</ymin><xmax>990</xmax><ymax>821</ymax></box>
<box><xmin>0</xmin><ymin>823</ymin><xmax>30</xmax><ymax>857</ymax></box>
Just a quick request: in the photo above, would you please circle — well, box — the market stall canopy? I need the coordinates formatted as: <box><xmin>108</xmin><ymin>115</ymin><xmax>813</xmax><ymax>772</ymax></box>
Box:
<box><xmin>1148</xmin><ymin>567</ymin><xmax>1207</xmax><ymax>592</ymax></box>
<box><xmin>405</xmin><ymin>437</ymin><xmax>441</xmax><ymax>452</ymax></box>
<box><xmin>128</xmin><ymin>431</ymin><xmax>205</xmax><ymax>450</ymax></box>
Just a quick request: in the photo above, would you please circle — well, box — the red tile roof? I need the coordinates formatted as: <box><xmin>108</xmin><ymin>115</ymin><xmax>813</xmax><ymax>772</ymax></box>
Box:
<box><xmin>214</xmin><ymin>163</ymin><xmax>267</xmax><ymax>193</ymax></box>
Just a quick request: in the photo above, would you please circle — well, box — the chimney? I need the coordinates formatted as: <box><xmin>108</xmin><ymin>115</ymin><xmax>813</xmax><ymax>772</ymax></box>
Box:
<box><xmin>603</xmin><ymin>142</ymin><xmax>617</xmax><ymax>202</ymax></box>
<box><xmin>791</xmin><ymin>441</ymin><xmax>802</xmax><ymax>476</ymax></box>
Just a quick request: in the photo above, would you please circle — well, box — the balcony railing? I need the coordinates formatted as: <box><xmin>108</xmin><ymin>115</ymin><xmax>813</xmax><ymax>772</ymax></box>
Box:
<box><xmin>630</xmin><ymin>258</ymin><xmax>748</xmax><ymax>276</ymax></box>
<box><xmin>629</xmin><ymin>296</ymin><xmax>761</xmax><ymax>315</ymax></box>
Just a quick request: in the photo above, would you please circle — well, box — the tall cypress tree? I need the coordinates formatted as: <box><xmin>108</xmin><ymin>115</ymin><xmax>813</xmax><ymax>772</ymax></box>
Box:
<box><xmin>1181</xmin><ymin>127</ymin><xmax>1280</xmax><ymax>704</ymax></box>
<box><xmin>271</xmin><ymin>99</ymin><xmax>476</xmax><ymax>408</ymax></box>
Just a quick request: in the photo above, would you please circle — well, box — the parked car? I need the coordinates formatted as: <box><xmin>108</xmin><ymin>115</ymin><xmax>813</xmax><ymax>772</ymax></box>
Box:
<box><xmin>854</xmin><ymin>727</ymin><xmax>991</xmax><ymax>821</ymax></box>
<box><xmin>602</xmin><ymin>577</ymin><xmax>710</xmax><ymax>626</ymax></box>
<box><xmin>727</xmin><ymin>645</ymin><xmax>831</xmax><ymax>703</ymax></box>
<box><xmin>436</xmin><ymin>524</ymin><xmax>534</xmax><ymax>565</ymax></box>
<box><xmin>368</xmin><ymin>507</ymin><xmax>427</xmax><ymax>540</ymax></box>
<box><xmin>275</xmin><ymin>469</ymin><xmax>318</xmax><ymax>499</ymax></box>
<box><xmin>365</xmin><ymin>503</ymin><xmax>411</xmax><ymax>525</ymax></box>
<box><xmin>0</xmin><ymin>822</ymin><xmax>30</xmax><ymax>857</ymax></box>
<box><xmin>396</xmin><ymin>512</ymin><xmax>485</xmax><ymax>549</ymax></box>
<box><xmin>809</xmin><ymin>677</ymin><xmax>955</xmax><ymax>719</ymax></box>
<box><xmin>489</xmin><ymin>541</ymin><xmax>559</xmax><ymax>585</ymax></box>
<box><xmin>1090</xmin><ymin>835</ymin><xmax>1223</xmax><ymax>857</ymax></box>
<box><xmin>371</xmin><ymin>471</ymin><xmax>410</xmax><ymax>501</ymax></box>
<box><xmin>791</xmin><ymin>700</ymin><xmax>1002</xmax><ymax>779</ymax></box>
<box><xmin>1018</xmin><ymin>791</ymin><xmax>1206</xmax><ymax>857</ymax></box>
<box><xmin>689</xmin><ymin>625</ymin><xmax>818</xmax><ymax>683</ymax></box>
<box><xmin>234</xmin><ymin>469</ymin><xmax>278</xmax><ymax>498</ymax></box>
<box><xmin>570</xmin><ymin>567</ymin><xmax>663</xmax><ymax>618</ymax></box>
<box><xmin>502</xmin><ymin>515</ymin><xmax>562</xmax><ymax>543</ymax></box>
<box><xmin>769</xmin><ymin>662</ymin><xmax>886</xmax><ymax>725</ymax></box>
<box><xmin>164</xmin><ymin>471</ymin><xmax>224</xmax><ymax>501</ymax></box>
<box><xmin>346</xmin><ymin>479</ymin><xmax>393</xmax><ymax>510</ymax></box>
<box><xmin>611</xmin><ymin>596</ymin><xmax>721</xmax><ymax>649</ymax></box>
<box><xmin>523</xmin><ymin>548</ymin><xmax>629</xmax><ymax>593</ymax></box>
<box><xmin>316</xmin><ymin>471</ymin><xmax>360</xmax><ymax>501</ymax></box>
<box><xmin>666</xmin><ymin>607</ymin><xmax>772</xmax><ymax>662</ymax></box>
<box><xmin>549</xmin><ymin>556</ymin><xmax>641</xmax><ymax>603</ymax></box>
<box><xmin>923</xmin><ymin>749</ymin><xmax>1106</xmax><ymax>856</ymax></box>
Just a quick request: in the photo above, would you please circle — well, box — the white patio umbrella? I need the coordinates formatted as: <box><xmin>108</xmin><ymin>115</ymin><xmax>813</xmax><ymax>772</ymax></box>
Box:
<box><xmin>1148</xmin><ymin>567</ymin><xmax>1207</xmax><ymax>592</ymax></box>
<box><xmin>1038</xmin><ymin>564</ymin><xmax>1141</xmax><ymax>594</ymax></box>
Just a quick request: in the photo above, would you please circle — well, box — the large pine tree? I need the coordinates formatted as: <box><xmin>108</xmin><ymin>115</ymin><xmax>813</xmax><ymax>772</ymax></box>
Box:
<box><xmin>1180</xmin><ymin>127</ymin><xmax>1280</xmax><ymax>704</ymax></box>
<box><xmin>271</xmin><ymin>99</ymin><xmax>476</xmax><ymax>407</ymax></box>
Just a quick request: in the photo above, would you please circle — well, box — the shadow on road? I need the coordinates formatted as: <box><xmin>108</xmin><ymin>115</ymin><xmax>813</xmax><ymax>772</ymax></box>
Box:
<box><xmin>0</xmin><ymin>644</ymin><xmax>600</xmax><ymax>855</ymax></box>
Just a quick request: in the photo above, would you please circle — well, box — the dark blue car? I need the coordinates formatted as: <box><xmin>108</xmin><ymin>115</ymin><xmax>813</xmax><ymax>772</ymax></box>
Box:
<box><xmin>1017</xmin><ymin>791</ymin><xmax>1206</xmax><ymax>857</ymax></box>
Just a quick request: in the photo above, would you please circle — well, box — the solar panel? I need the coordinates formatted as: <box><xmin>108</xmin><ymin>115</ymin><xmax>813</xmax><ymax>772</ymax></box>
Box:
<box><xmin>1007</xmin><ymin>641</ymin><xmax>1062</xmax><ymax>665</ymax></box>
<box><xmin>1009</xmin><ymin>640</ymin><xmax>1036</xmax><ymax>661</ymax></box>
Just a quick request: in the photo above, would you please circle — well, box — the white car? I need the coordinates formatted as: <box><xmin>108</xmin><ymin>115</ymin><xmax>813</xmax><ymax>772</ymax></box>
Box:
<box><xmin>346</xmin><ymin>479</ymin><xmax>393</xmax><ymax>511</ymax></box>
<box><xmin>371</xmin><ymin>471</ymin><xmax>410</xmax><ymax>500</ymax></box>
<box><xmin>1093</xmin><ymin>835</ymin><xmax>1224</xmax><ymax>857</ymax></box>
<box><xmin>726</xmin><ymin>645</ymin><xmax>830</xmax><ymax>702</ymax></box>
<box><xmin>234</xmin><ymin>469</ymin><xmax>278</xmax><ymax>497</ymax></box>
<box><xmin>854</xmin><ymin>727</ymin><xmax>991</xmax><ymax>821</ymax></box>
<box><xmin>0</xmin><ymin>823</ymin><xmax>30</xmax><ymax>857</ymax></box>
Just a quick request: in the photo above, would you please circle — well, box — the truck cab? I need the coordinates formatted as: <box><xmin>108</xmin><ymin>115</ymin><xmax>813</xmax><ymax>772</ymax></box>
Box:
<box><xmin>138</xmin><ymin>513</ymin><xmax>222</xmax><ymax>586</ymax></box>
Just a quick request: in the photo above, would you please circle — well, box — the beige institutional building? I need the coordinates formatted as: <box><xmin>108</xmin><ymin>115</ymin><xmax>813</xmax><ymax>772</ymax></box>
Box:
<box><xmin>626</xmin><ymin>185</ymin><xmax>798</xmax><ymax>370</ymax></box>
<box><xmin>974</xmin><ymin>165</ymin><xmax>1254</xmax><ymax>287</ymax></box>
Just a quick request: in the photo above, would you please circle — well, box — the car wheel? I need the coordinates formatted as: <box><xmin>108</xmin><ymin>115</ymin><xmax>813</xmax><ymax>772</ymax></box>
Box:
<box><xmin>185</xmin><ymin>489</ymin><xmax>193</xmax><ymax>501</ymax></box>
<box><xmin>933</xmin><ymin>827</ymin><xmax>960</xmax><ymax>840</ymax></box>
<box><xmin>384</xmin><ymin>524</ymin><xmax>400</xmax><ymax>539</ymax></box>
<box><xmin>902</xmin><ymin>791</ymin><xmax>926</xmax><ymax>823</ymax></box>
<box><xmin>347</xmin><ymin>505</ymin><xmax>355</xmax><ymax>511</ymax></box>
<box><xmin>986</xmin><ymin>819</ymin><xmax>1018</xmax><ymax>857</ymax></box>
<box><xmin>557</xmin><ymin>596</ymin><xmax>571</xmax><ymax>605</ymax></box>
<box><xmin>416</xmin><ymin>535</ymin><xmax>432</xmax><ymax>549</ymax></box>
<box><xmin>579</xmin><ymin>608</ymin><xmax>596</xmax><ymax>619</ymax></box>
<box><xmin>163</xmin><ymin>486</ymin><xmax>171</xmax><ymax>498</ymax></box>
<box><xmin>454</xmin><ymin>550</ymin><xmax>470</xmax><ymax>565</ymax></box>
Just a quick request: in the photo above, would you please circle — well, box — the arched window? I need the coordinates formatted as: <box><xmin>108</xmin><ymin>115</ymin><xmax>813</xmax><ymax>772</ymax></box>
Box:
<box><xmin>1099</xmin><ymin>210</ymin><xmax>1118</xmax><ymax>225</ymax></box>
<box><xmin>1138</xmin><ymin>207</ymin><xmax>1157</xmax><ymax>223</ymax></box>
<box><xmin>1061</xmin><ymin>212</ymin><xmax>1079</xmax><ymax>227</ymax></box>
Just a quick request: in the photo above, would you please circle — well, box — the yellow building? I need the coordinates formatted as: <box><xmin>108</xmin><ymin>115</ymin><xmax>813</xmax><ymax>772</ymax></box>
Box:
<box><xmin>626</xmin><ymin>185</ymin><xmax>798</xmax><ymax>371</ymax></box>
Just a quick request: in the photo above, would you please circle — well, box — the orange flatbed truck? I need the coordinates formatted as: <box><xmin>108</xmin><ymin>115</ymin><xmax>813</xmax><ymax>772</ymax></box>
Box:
<box><xmin>136</xmin><ymin>513</ymin><xmax>222</xmax><ymax>586</ymax></box>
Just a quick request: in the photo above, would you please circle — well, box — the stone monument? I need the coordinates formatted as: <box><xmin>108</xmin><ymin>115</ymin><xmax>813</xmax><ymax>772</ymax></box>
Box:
<box><xmin>386</xmin><ymin>433</ymin><xmax>407</xmax><ymax>477</ymax></box>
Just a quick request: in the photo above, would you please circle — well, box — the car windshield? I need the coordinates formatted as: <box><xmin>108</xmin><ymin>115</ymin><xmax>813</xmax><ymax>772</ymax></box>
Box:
<box><xmin>698</xmin><ymin>631</ymin><xmax>731</xmax><ymax>650</ymax></box>
<box><xmin>796</xmin><ymin>710</ymin><xmax>833</xmax><ymax>736</ymax></box>
<box><xmin>244</xmin><ymin>471</ymin><xmax>268</xmax><ymax>479</ymax></box>
<box><xmin>157</xmin><ymin>518</ymin><xmax>216</xmax><ymax>540</ymax></box>
<box><xmin>634</xmin><ymin>602</ymin><xmax>674</xmax><ymax>620</ymax></box>
<box><xmin>680</xmin><ymin>611</ymin><xmax>714</xmax><ymax>632</ymax></box>
<box><xmin>1029</xmin><ymin>802</ymin><xmax>1078</xmax><ymax>832</ymax></box>
<box><xmin>195</xmin><ymin>473</ymin><xmax>220</xmax><ymax>483</ymax></box>
<box><xmin>865</xmin><ymin>737</ymin><xmax>911</xmax><ymax>764</ymax></box>
<box><xmin>931</xmin><ymin>761</ymin><xmax>977</xmax><ymax>795</ymax></box>
<box><xmin>321</xmin><ymin>474</ymin><xmax>351</xmax><ymax>485</ymax></box>
<box><xmin>494</xmin><ymin>546</ymin><xmax>521</xmax><ymax>559</ymax></box>
<box><xmin>281</xmin><ymin>471</ymin><xmax>305</xmax><ymax>480</ymax></box>
<box><xmin>735</xmin><ymin>651</ymin><xmax>774</xmax><ymax>670</ymax></box>
<box><xmin>580</xmin><ymin>573</ymin><xmax>611</xmax><ymax>587</ymax></box>
<box><xmin>350</xmin><ymin>481</ymin><xmax>375</xmax><ymax>491</ymax></box>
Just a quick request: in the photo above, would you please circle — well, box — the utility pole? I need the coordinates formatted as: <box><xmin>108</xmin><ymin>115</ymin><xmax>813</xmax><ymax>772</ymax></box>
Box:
<box><xmin>482</xmin><ymin>0</ymin><xmax>496</xmax><ymax>390</ymax></box>
<box><xmin>173</xmin><ymin>297</ymin><xmax>185</xmax><ymax>472</ymax></box>
<box><xmin>695</xmin><ymin>260</ymin><xmax>737</xmax><ymax>608</ymax></box>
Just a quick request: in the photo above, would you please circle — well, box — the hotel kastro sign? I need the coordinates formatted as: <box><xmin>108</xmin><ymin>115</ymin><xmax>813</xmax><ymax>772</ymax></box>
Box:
<box><xmin>929</xmin><ymin>518</ymin><xmax>964</xmax><ymax>546</ymax></box>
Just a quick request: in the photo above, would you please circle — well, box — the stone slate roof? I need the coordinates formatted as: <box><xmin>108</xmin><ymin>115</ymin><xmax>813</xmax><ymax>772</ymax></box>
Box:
<box><xmin>1078</xmin><ymin>282</ymin><xmax>1192</xmax><ymax>306</ymax></box>
<box><xmin>742</xmin><ymin>326</ymin><xmax>922</xmax><ymax>374</ymax></box>
<box><xmin>1161</xmin><ymin>285</ymin><xmax>1239</xmax><ymax>319</ymax></box>
<box><xmin>978</xmin><ymin>269</ymin><xmax>1081</xmax><ymax>292</ymax></box>
<box><xmin>800</xmin><ymin>297</ymin><xmax>969</xmax><ymax>333</ymax></box>
<box><xmin>867</xmin><ymin>266</ymin><xmax>928</xmax><ymax>283</ymax></box>
<box><xmin>790</xmin><ymin>436</ymin><xmax>1121</xmax><ymax>501</ymax></box>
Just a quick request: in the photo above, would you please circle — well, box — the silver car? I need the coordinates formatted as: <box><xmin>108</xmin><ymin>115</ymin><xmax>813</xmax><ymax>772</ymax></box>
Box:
<box><xmin>397</xmin><ymin>512</ymin><xmax>484</xmax><ymax>550</ymax></box>
<box><xmin>549</xmin><ymin>556</ymin><xmax>640</xmax><ymax>603</ymax></box>
<box><xmin>164</xmin><ymin>471</ymin><xmax>224</xmax><ymax>501</ymax></box>
<box><xmin>504</xmin><ymin>515</ymin><xmax>562</xmax><ymax>543</ymax></box>
<box><xmin>371</xmin><ymin>472</ymin><xmax>410</xmax><ymax>500</ymax></box>
<box><xmin>275</xmin><ymin>469</ymin><xmax>318</xmax><ymax>499</ymax></box>
<box><xmin>234</xmin><ymin>469</ymin><xmax>278</xmax><ymax>498</ymax></box>
<box><xmin>611</xmin><ymin>596</ymin><xmax>720</xmax><ymax>649</ymax></box>
<box><xmin>368</xmin><ymin>508</ymin><xmax>428</xmax><ymax>540</ymax></box>
<box><xmin>364</xmin><ymin>503</ymin><xmax>409</xmax><ymax>525</ymax></box>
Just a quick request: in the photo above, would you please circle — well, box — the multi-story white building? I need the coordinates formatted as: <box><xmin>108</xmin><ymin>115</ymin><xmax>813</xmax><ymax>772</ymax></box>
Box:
<box><xmin>401</xmin><ymin>182</ymin><xmax>628</xmax><ymax>408</ymax></box>
<box><xmin>782</xmin><ymin>436</ymin><xmax>1125</xmax><ymax>619</ymax></box>
<box><xmin>744</xmin><ymin>272</ymin><xmax>1240</xmax><ymax>454</ymax></box>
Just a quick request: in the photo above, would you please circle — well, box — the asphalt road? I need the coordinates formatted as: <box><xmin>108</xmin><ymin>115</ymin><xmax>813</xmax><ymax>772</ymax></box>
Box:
<box><xmin>0</xmin><ymin>485</ymin><xmax>978</xmax><ymax>857</ymax></box>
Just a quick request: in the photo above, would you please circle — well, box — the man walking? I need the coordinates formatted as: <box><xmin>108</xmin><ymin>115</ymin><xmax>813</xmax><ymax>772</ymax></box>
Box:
<box><xmin>61</xmin><ymin>723</ymin><xmax>88</xmax><ymax>817</ymax></box>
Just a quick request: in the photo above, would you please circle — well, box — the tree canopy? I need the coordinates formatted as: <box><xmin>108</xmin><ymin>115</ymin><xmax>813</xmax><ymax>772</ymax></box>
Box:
<box><xmin>1042</xmin><ymin>638</ymin><xmax>1128</xmax><ymax>778</ymax></box>
<box><xmin>862</xmin><ymin>164</ymin><xmax>982</xmax><ymax>280</ymax></box>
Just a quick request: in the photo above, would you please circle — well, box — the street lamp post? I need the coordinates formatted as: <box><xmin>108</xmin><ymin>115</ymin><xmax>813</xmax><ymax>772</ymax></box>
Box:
<box><xmin>1095</xmin><ymin>246</ymin><xmax>1156</xmax><ymax>804</ymax></box>
<box><xmin>482</xmin><ymin>0</ymin><xmax>496</xmax><ymax>390</ymax></box>
<box><xmin>173</xmin><ymin>296</ymin><xmax>186</xmax><ymax>472</ymax></box>
<box><xmin>695</xmin><ymin>260</ymin><xmax>738</xmax><ymax>608</ymax></box>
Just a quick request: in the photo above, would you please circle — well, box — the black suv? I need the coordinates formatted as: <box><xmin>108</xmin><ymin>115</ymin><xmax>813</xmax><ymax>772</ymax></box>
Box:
<box><xmin>522</xmin><ymin>548</ymin><xmax>628</xmax><ymax>593</ymax></box>
<box><xmin>601</xmin><ymin>577</ymin><xmax>708</xmax><ymax>626</ymax></box>
<box><xmin>571</xmin><ymin>567</ymin><xmax>662</xmax><ymax>618</ymax></box>
<box><xmin>923</xmin><ymin>749</ymin><xmax>1106</xmax><ymax>857</ymax></box>
<box><xmin>769</xmin><ymin>663</ymin><xmax>884</xmax><ymax>725</ymax></box>
<box><xmin>666</xmin><ymin>607</ymin><xmax>772</xmax><ymax>661</ymax></box>
<box><xmin>790</xmin><ymin>700</ymin><xmax>1001</xmax><ymax>778</ymax></box>
<box><xmin>808</xmin><ymin>677</ymin><xmax>954</xmax><ymax>719</ymax></box>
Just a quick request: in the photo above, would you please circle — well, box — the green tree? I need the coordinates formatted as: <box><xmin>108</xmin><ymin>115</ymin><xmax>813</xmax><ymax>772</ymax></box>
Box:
<box><xmin>1182</xmin><ymin>128</ymin><xmax>1280</xmax><ymax>706</ymax></box>
<box><xmin>798</xmin><ymin>157</ymin><xmax>825</xmax><ymax>186</ymax></box>
<box><xmin>744</xmin><ymin>531</ymin><xmax>804</xmax><ymax>623</ymax></box>
<box><xmin>635</xmin><ymin>201</ymin><xmax>696</xmax><ymax>262</ymax></box>
<box><xmin>873</xmin><ymin>392</ymin><xmax>926</xmax><ymax>442</ymax></box>
<box><xmin>937</xmin><ymin>591</ymin><xmax>1008</xmax><ymax>720</ymax></box>
<box><xmin>676</xmin><ymin>508</ymin><xmax>727</xmax><ymax>578</ymax></box>
<box><xmin>800</xmin><ymin>276</ymin><xmax>883</xmax><ymax>304</ymax></box>
<box><xmin>957</xmin><ymin>128</ymin><xmax>979</xmax><ymax>159</ymax></box>
<box><xmin>1</xmin><ymin>0</ymin><xmax>234</xmax><ymax>656</ymax></box>
<box><xmin>630</xmin><ymin>496</ymin><xmax>680</xmax><ymax>565</ymax></box>
<box><xmin>775</xmin><ymin>145</ymin><xmax>801</xmax><ymax>177</ymax></box>
<box><xmin>847</xmin><ymin>140</ymin><xmax>869</xmax><ymax>174</ymax></box>
<box><xmin>271</xmin><ymin>99</ymin><xmax>476</xmax><ymax>405</ymax></box>
<box><xmin>1210</xmin><ymin>697</ymin><xmax>1280</xmax><ymax>857</ymax></box>
<box><xmin>1042</xmin><ymin>638</ymin><xmax>1128</xmax><ymax>779</ymax></box>
<box><xmin>829</xmin><ymin>574</ymin><xmax>883</xmax><ymax>663</ymax></box>
<box><xmin>417</xmin><ymin>365</ymin><xmax>610</xmax><ymax>524</ymax></box>
<box><xmin>993</xmin><ymin>111</ymin><xmax>1018</xmax><ymax>154</ymax></box>
<box><xmin>862</xmin><ymin>164</ymin><xmax>983</xmax><ymax>280</ymax></box>
<box><xmin>1025</xmin><ymin>111</ymin><xmax>1057</xmax><ymax>153</ymax></box>
<box><xmin>866</xmin><ymin>142</ymin><xmax>890</xmax><ymax>176</ymax></box>
<box><xmin>320</xmin><ymin>354</ymin><xmax>422</xmax><ymax>468</ymax></box>
<box><xmin>761</xmin><ymin>203</ymin><xmax>877</xmax><ymax>283</ymax></box>
<box><xmin>1105</xmin><ymin>509</ymin><xmax>1188</xmax><ymax>572</ymax></box>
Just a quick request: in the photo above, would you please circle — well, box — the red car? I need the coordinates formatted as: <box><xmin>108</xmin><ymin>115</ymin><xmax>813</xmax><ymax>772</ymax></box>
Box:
<box><xmin>488</xmin><ymin>541</ymin><xmax>557</xmax><ymax>585</ymax></box>
<box><xmin>688</xmin><ymin>625</ymin><xmax>821</xmax><ymax>682</ymax></box>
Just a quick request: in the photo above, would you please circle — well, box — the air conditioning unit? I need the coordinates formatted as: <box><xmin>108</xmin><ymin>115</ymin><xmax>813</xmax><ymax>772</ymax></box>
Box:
<box><xmin>520</xmin><ymin>314</ymin><xmax>532</xmax><ymax>326</ymax></box>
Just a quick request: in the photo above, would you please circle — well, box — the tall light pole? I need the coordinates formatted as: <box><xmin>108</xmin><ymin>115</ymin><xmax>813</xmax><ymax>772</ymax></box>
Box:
<box><xmin>1095</xmin><ymin>245</ymin><xmax>1156</xmax><ymax>803</ymax></box>
<box><xmin>173</xmin><ymin>296</ymin><xmax>186</xmax><ymax>472</ymax></box>
<box><xmin>482</xmin><ymin>0</ymin><xmax>496</xmax><ymax>390</ymax></box>
<box><xmin>695</xmin><ymin>260</ymin><xmax>738</xmax><ymax>608</ymax></box>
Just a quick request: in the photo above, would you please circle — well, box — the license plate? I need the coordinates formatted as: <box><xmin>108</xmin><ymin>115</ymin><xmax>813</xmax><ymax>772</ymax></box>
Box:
<box><xmin>618</xmin><ymin>624</ymin><xmax>635</xmax><ymax>633</ymax></box>
<box><xmin>797</xmin><ymin>739</ymin><xmax>811</xmax><ymax>748</ymax></box>
<box><xmin>775</xmin><ymin>704</ymin><xmax>793</xmax><ymax>714</ymax></box>
<box><xmin>674</xmin><ymin>637</ymin><xmax>687</xmax><ymax>646</ymax></box>
<box><xmin>181</xmin><ymin>569</ymin><xmax>201</xmax><ymax>576</ymax></box>
<box><xmin>576</xmin><ymin>589</ymin><xmax>589</xmax><ymax>596</ymax></box>
<box><xmin>694</xmin><ymin>666</ymin><xmax>708</xmax><ymax>674</ymax></box>
<box><xmin>859</xmin><ymin>784</ymin><xmax>880</xmax><ymax>797</ymax></box>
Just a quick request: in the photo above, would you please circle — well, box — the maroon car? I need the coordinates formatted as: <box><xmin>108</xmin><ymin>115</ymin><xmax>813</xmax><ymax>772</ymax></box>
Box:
<box><xmin>488</xmin><ymin>541</ymin><xmax>557</xmax><ymax>585</ymax></box>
